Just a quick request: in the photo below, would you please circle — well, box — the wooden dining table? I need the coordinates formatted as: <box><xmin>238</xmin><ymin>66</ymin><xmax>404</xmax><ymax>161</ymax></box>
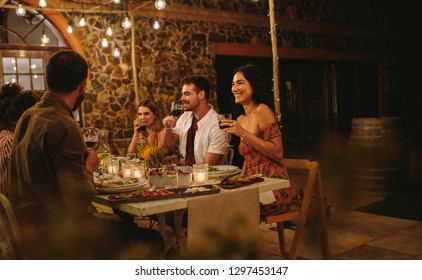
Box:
<box><xmin>93</xmin><ymin>177</ymin><xmax>290</xmax><ymax>254</ymax></box>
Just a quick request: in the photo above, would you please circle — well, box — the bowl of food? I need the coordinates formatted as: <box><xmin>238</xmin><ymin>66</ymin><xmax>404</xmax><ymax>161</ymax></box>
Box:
<box><xmin>175</xmin><ymin>166</ymin><xmax>193</xmax><ymax>187</ymax></box>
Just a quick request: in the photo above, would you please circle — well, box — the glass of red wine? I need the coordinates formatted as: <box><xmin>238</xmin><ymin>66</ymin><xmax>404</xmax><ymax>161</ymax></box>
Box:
<box><xmin>137</xmin><ymin>120</ymin><xmax>148</xmax><ymax>132</ymax></box>
<box><xmin>81</xmin><ymin>127</ymin><xmax>99</xmax><ymax>149</ymax></box>
<box><xmin>169</xmin><ymin>101</ymin><xmax>184</xmax><ymax>129</ymax></box>
<box><xmin>170</xmin><ymin>101</ymin><xmax>184</xmax><ymax>117</ymax></box>
<box><xmin>218</xmin><ymin>113</ymin><xmax>232</xmax><ymax>145</ymax></box>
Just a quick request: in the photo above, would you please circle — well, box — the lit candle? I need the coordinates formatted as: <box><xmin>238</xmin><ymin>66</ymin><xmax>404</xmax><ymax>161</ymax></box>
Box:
<box><xmin>132</xmin><ymin>168</ymin><xmax>143</xmax><ymax>179</ymax></box>
<box><xmin>193</xmin><ymin>163</ymin><xmax>209</xmax><ymax>182</ymax></box>
<box><xmin>195</xmin><ymin>171</ymin><xmax>207</xmax><ymax>182</ymax></box>
<box><xmin>122</xmin><ymin>167</ymin><xmax>132</xmax><ymax>178</ymax></box>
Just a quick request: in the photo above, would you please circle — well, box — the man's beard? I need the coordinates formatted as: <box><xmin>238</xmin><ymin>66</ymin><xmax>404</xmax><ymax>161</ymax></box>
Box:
<box><xmin>72</xmin><ymin>92</ymin><xmax>86</xmax><ymax>112</ymax></box>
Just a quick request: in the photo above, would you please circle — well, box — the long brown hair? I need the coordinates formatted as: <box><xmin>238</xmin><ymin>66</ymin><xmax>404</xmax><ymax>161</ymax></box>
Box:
<box><xmin>137</xmin><ymin>99</ymin><xmax>162</xmax><ymax>146</ymax></box>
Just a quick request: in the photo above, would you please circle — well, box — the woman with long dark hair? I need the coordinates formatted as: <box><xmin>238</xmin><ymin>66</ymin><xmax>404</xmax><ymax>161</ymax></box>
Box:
<box><xmin>223</xmin><ymin>65</ymin><xmax>292</xmax><ymax>218</ymax></box>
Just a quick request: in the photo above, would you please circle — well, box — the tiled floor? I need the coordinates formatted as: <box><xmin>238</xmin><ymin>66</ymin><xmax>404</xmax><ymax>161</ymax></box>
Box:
<box><xmin>255</xmin><ymin>144</ymin><xmax>422</xmax><ymax>260</ymax></box>
<box><xmin>258</xmin><ymin>208</ymin><xmax>422</xmax><ymax>260</ymax></box>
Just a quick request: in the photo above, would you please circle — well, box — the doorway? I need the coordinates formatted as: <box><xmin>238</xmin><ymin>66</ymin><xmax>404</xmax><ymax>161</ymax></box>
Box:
<box><xmin>215</xmin><ymin>55</ymin><xmax>379</xmax><ymax>163</ymax></box>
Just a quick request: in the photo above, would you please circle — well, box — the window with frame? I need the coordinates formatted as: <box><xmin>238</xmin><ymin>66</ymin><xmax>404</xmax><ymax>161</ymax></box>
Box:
<box><xmin>2</xmin><ymin>57</ymin><xmax>45</xmax><ymax>90</ymax></box>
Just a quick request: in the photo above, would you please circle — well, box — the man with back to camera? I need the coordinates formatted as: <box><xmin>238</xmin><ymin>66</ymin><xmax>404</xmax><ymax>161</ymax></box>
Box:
<box><xmin>160</xmin><ymin>75</ymin><xmax>228</xmax><ymax>165</ymax></box>
<box><xmin>8</xmin><ymin>50</ymin><xmax>164</xmax><ymax>259</ymax></box>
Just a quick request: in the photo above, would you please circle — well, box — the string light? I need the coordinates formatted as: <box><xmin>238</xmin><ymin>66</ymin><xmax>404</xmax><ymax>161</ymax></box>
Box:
<box><xmin>101</xmin><ymin>37</ymin><xmax>109</xmax><ymax>48</ymax></box>
<box><xmin>121</xmin><ymin>15</ymin><xmax>132</xmax><ymax>29</ymax></box>
<box><xmin>41</xmin><ymin>25</ymin><xmax>50</xmax><ymax>45</ymax></box>
<box><xmin>111</xmin><ymin>0</ymin><xmax>121</xmax><ymax>4</ymax></box>
<box><xmin>39</xmin><ymin>0</ymin><xmax>47</xmax><ymax>8</ymax></box>
<box><xmin>106</xmin><ymin>27</ymin><xmax>113</xmax><ymax>36</ymax></box>
<box><xmin>16</xmin><ymin>3</ymin><xmax>26</xmax><ymax>17</ymax></box>
<box><xmin>154</xmin><ymin>0</ymin><xmax>166</xmax><ymax>10</ymax></box>
<box><xmin>113</xmin><ymin>44</ymin><xmax>121</xmax><ymax>57</ymax></box>
<box><xmin>153</xmin><ymin>17</ymin><xmax>160</xmax><ymax>30</ymax></box>
<box><xmin>79</xmin><ymin>15</ymin><xmax>86</xmax><ymax>27</ymax></box>
<box><xmin>67</xmin><ymin>19</ymin><xmax>74</xmax><ymax>33</ymax></box>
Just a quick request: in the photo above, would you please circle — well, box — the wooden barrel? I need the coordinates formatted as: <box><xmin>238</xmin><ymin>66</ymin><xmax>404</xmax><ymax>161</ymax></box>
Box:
<box><xmin>347</xmin><ymin>117</ymin><xmax>409</xmax><ymax>197</ymax></box>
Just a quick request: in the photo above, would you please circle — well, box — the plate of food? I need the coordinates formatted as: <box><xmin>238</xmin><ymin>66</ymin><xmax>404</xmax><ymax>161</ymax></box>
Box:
<box><xmin>208</xmin><ymin>165</ymin><xmax>241</xmax><ymax>179</ymax></box>
<box><xmin>218</xmin><ymin>174</ymin><xmax>264</xmax><ymax>189</ymax></box>
<box><xmin>95</xmin><ymin>177</ymin><xmax>148</xmax><ymax>194</ymax></box>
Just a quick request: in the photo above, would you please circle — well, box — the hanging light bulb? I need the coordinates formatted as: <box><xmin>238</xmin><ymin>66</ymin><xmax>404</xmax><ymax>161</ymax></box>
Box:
<box><xmin>41</xmin><ymin>28</ymin><xmax>50</xmax><ymax>45</ymax></box>
<box><xmin>121</xmin><ymin>15</ymin><xmax>132</xmax><ymax>30</ymax></box>
<box><xmin>153</xmin><ymin>17</ymin><xmax>160</xmax><ymax>30</ymax></box>
<box><xmin>16</xmin><ymin>4</ymin><xmax>26</xmax><ymax>17</ymax></box>
<box><xmin>101</xmin><ymin>38</ymin><xmax>109</xmax><ymax>48</ymax></box>
<box><xmin>106</xmin><ymin>27</ymin><xmax>113</xmax><ymax>36</ymax></box>
<box><xmin>79</xmin><ymin>16</ymin><xmax>86</xmax><ymax>27</ymax></box>
<box><xmin>39</xmin><ymin>0</ymin><xmax>47</xmax><ymax>8</ymax></box>
<box><xmin>67</xmin><ymin>19</ymin><xmax>73</xmax><ymax>33</ymax></box>
<box><xmin>154</xmin><ymin>0</ymin><xmax>166</xmax><ymax>10</ymax></box>
<box><xmin>113</xmin><ymin>45</ymin><xmax>121</xmax><ymax>58</ymax></box>
<box><xmin>111</xmin><ymin>0</ymin><xmax>121</xmax><ymax>4</ymax></box>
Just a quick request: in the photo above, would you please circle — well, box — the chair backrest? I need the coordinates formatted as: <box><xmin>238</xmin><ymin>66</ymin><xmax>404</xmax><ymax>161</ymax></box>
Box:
<box><xmin>0</xmin><ymin>193</ymin><xmax>25</xmax><ymax>259</ymax></box>
<box><xmin>227</xmin><ymin>147</ymin><xmax>234</xmax><ymax>165</ymax></box>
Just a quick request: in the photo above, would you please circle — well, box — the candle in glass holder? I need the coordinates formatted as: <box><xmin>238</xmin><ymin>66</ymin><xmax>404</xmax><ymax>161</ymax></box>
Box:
<box><xmin>193</xmin><ymin>163</ymin><xmax>209</xmax><ymax>182</ymax></box>
<box><xmin>131</xmin><ymin>161</ymin><xmax>146</xmax><ymax>179</ymax></box>
<box><xmin>121</xmin><ymin>162</ymin><xmax>133</xmax><ymax>178</ymax></box>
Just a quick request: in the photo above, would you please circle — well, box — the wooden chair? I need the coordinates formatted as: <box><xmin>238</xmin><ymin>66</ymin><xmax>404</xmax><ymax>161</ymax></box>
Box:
<box><xmin>265</xmin><ymin>158</ymin><xmax>329</xmax><ymax>260</ymax></box>
<box><xmin>0</xmin><ymin>193</ymin><xmax>25</xmax><ymax>259</ymax></box>
<box><xmin>227</xmin><ymin>147</ymin><xmax>234</xmax><ymax>165</ymax></box>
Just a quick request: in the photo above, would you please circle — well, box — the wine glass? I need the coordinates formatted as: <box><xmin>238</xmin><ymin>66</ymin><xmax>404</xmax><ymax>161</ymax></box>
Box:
<box><xmin>169</xmin><ymin>101</ymin><xmax>184</xmax><ymax>129</ymax></box>
<box><xmin>136</xmin><ymin>117</ymin><xmax>148</xmax><ymax>132</ymax></box>
<box><xmin>218</xmin><ymin>113</ymin><xmax>232</xmax><ymax>144</ymax></box>
<box><xmin>170</xmin><ymin>101</ymin><xmax>184</xmax><ymax>117</ymax></box>
<box><xmin>81</xmin><ymin>127</ymin><xmax>99</xmax><ymax>149</ymax></box>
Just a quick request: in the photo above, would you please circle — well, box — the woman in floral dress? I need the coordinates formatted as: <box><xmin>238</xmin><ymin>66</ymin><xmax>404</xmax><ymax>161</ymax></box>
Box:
<box><xmin>223</xmin><ymin>65</ymin><xmax>292</xmax><ymax>219</ymax></box>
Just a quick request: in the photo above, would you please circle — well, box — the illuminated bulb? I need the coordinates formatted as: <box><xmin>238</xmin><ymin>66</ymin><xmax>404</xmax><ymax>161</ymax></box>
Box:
<box><xmin>11</xmin><ymin>59</ymin><xmax>15</xmax><ymax>64</ymax></box>
<box><xmin>13</xmin><ymin>66</ymin><xmax>17</xmax><ymax>71</ymax></box>
<box><xmin>153</xmin><ymin>19</ymin><xmax>160</xmax><ymax>30</ymax></box>
<box><xmin>101</xmin><ymin>38</ymin><xmax>109</xmax><ymax>48</ymax></box>
<box><xmin>41</xmin><ymin>31</ymin><xmax>50</xmax><ymax>45</ymax></box>
<box><xmin>79</xmin><ymin>17</ymin><xmax>86</xmax><ymax>27</ymax></box>
<box><xmin>113</xmin><ymin>47</ymin><xmax>121</xmax><ymax>57</ymax></box>
<box><xmin>111</xmin><ymin>0</ymin><xmax>121</xmax><ymax>4</ymax></box>
<box><xmin>31</xmin><ymin>64</ymin><xmax>36</xmax><ymax>69</ymax></box>
<box><xmin>16</xmin><ymin>4</ymin><xmax>26</xmax><ymax>16</ymax></box>
<box><xmin>39</xmin><ymin>0</ymin><xmax>47</xmax><ymax>8</ymax></box>
<box><xmin>154</xmin><ymin>0</ymin><xmax>166</xmax><ymax>10</ymax></box>
<box><xmin>121</xmin><ymin>16</ymin><xmax>132</xmax><ymax>30</ymax></box>
<box><xmin>11</xmin><ymin>78</ymin><xmax>16</xmax><ymax>83</ymax></box>
<box><xmin>106</xmin><ymin>27</ymin><xmax>113</xmax><ymax>36</ymax></box>
<box><xmin>34</xmin><ymin>75</ymin><xmax>38</xmax><ymax>79</ymax></box>
<box><xmin>67</xmin><ymin>25</ymin><xmax>73</xmax><ymax>33</ymax></box>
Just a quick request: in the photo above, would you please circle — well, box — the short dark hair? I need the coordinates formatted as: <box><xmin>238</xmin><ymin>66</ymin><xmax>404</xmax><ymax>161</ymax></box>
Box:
<box><xmin>0</xmin><ymin>83</ymin><xmax>39</xmax><ymax>131</ymax></box>
<box><xmin>181</xmin><ymin>75</ymin><xmax>210</xmax><ymax>100</ymax></box>
<box><xmin>232</xmin><ymin>65</ymin><xmax>271</xmax><ymax>107</ymax></box>
<box><xmin>46</xmin><ymin>50</ymin><xmax>88</xmax><ymax>93</ymax></box>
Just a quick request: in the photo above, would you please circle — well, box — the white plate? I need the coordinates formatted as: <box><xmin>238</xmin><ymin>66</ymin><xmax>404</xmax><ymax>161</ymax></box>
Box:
<box><xmin>208</xmin><ymin>165</ymin><xmax>241</xmax><ymax>178</ymax></box>
<box><xmin>96</xmin><ymin>179</ymin><xmax>148</xmax><ymax>194</ymax></box>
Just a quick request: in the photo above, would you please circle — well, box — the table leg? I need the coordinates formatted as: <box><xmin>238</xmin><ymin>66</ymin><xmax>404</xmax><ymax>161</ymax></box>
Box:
<box><xmin>173</xmin><ymin>209</ymin><xmax>187</xmax><ymax>252</ymax></box>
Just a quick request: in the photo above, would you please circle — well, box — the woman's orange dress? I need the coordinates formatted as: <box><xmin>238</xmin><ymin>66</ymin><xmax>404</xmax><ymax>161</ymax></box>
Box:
<box><xmin>239</xmin><ymin>122</ymin><xmax>292</xmax><ymax>218</ymax></box>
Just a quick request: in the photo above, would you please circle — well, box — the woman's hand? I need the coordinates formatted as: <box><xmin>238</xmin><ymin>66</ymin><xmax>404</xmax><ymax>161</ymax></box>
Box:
<box><xmin>221</xmin><ymin>119</ymin><xmax>248</xmax><ymax>138</ymax></box>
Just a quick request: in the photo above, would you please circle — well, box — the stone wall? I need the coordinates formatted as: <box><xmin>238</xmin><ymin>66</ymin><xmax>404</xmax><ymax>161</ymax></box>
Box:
<box><xmin>77</xmin><ymin>1</ymin><xmax>392</xmax><ymax>155</ymax></box>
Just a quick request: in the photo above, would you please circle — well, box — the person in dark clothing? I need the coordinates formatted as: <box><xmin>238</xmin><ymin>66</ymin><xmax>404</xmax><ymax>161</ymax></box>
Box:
<box><xmin>8</xmin><ymin>50</ymin><xmax>164</xmax><ymax>259</ymax></box>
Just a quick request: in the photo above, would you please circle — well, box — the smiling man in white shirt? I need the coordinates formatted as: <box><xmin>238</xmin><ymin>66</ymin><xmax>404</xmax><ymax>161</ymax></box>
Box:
<box><xmin>161</xmin><ymin>75</ymin><xmax>228</xmax><ymax>165</ymax></box>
